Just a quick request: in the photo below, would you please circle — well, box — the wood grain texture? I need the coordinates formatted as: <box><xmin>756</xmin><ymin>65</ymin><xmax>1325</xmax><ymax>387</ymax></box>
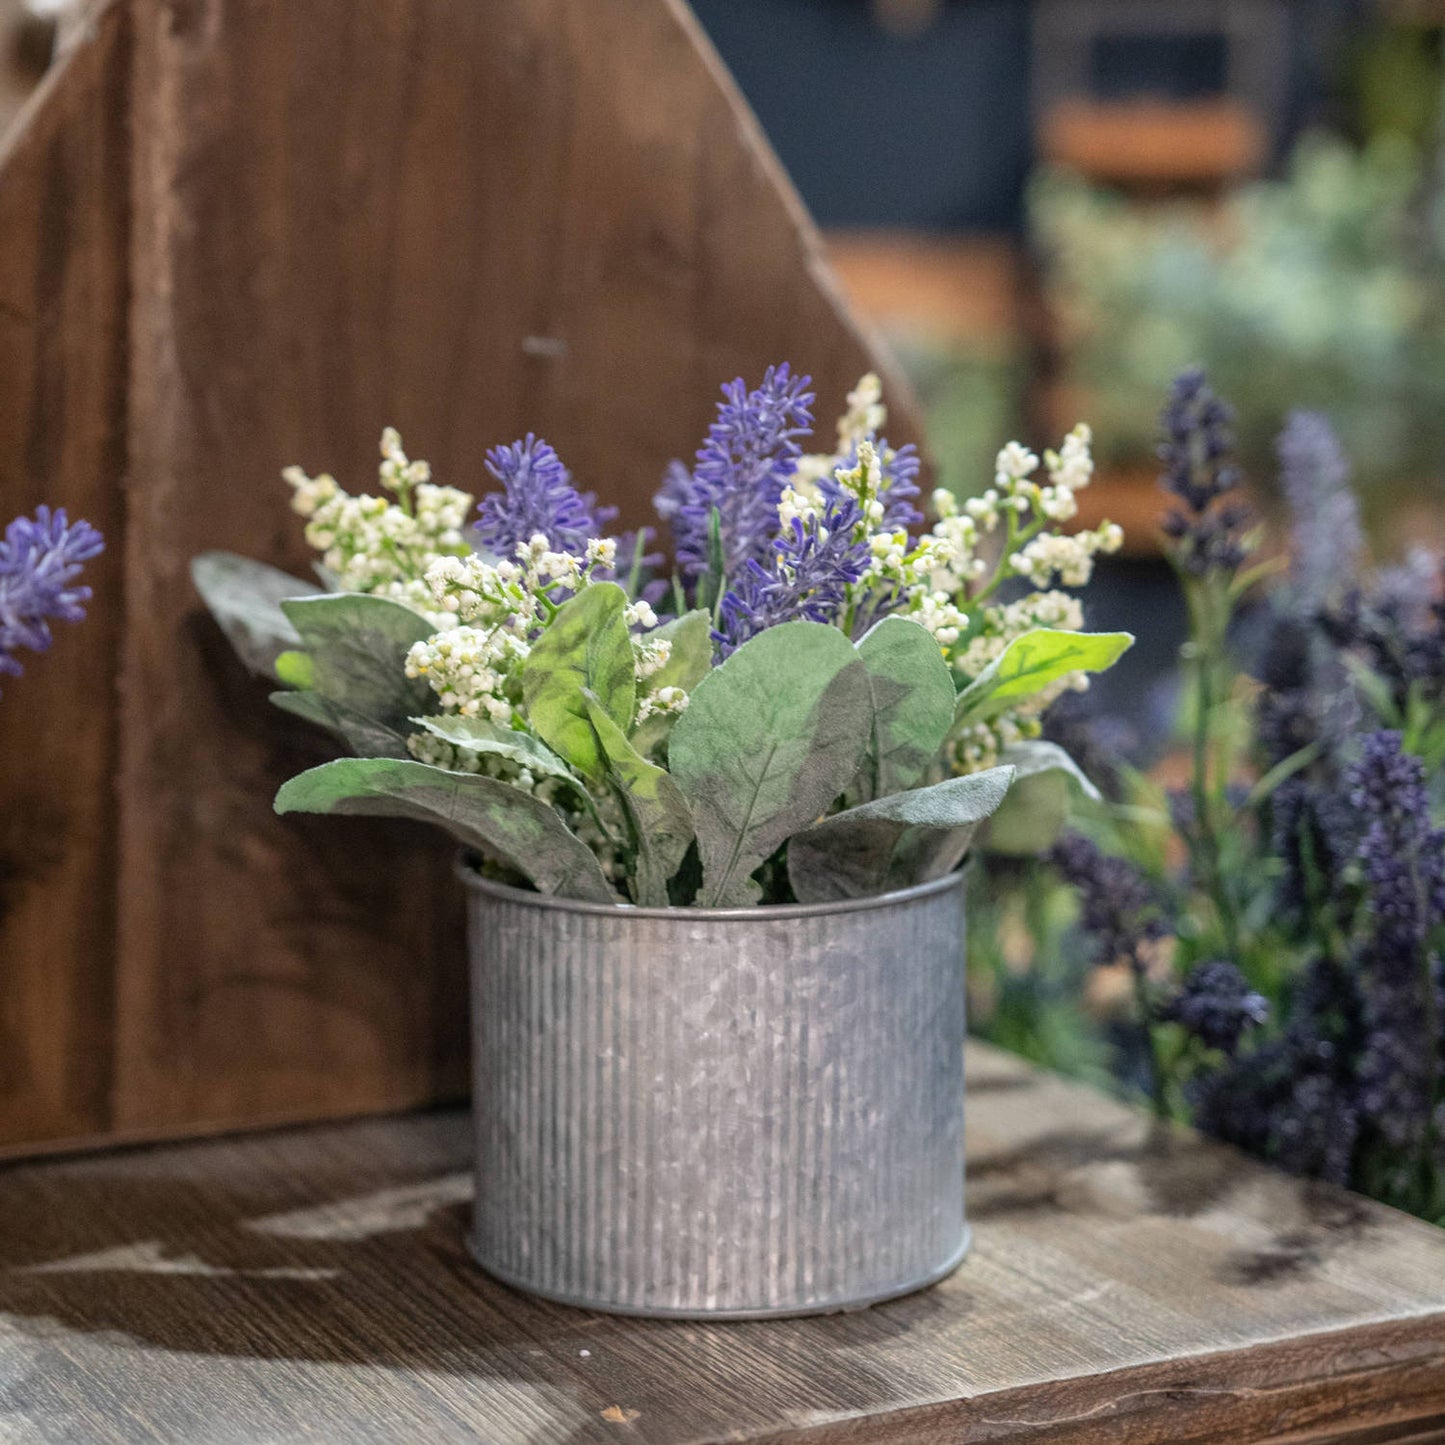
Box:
<box><xmin>0</xmin><ymin>2</ymin><xmax>129</xmax><ymax>1145</ymax></box>
<box><xmin>0</xmin><ymin>1044</ymin><xmax>1443</xmax><ymax>1445</ymax></box>
<box><xmin>0</xmin><ymin>0</ymin><xmax>918</xmax><ymax>1150</ymax></box>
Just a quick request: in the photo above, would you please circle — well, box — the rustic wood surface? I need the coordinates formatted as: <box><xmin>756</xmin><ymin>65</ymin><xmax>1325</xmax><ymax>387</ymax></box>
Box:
<box><xmin>0</xmin><ymin>0</ymin><xmax>129</xmax><ymax>1148</ymax></box>
<box><xmin>0</xmin><ymin>0</ymin><xmax>919</xmax><ymax>1154</ymax></box>
<box><xmin>2</xmin><ymin>1043</ymin><xmax>1443</xmax><ymax>1444</ymax></box>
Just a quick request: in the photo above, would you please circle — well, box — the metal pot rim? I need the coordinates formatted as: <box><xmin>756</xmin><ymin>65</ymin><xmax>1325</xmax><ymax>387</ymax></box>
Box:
<box><xmin>455</xmin><ymin>853</ymin><xmax>965</xmax><ymax>921</ymax></box>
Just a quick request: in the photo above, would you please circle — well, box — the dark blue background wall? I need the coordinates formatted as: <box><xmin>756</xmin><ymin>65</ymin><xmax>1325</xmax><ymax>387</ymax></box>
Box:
<box><xmin>689</xmin><ymin>0</ymin><xmax>1034</xmax><ymax>232</ymax></box>
<box><xmin>688</xmin><ymin>0</ymin><xmax>1365</xmax><ymax>235</ymax></box>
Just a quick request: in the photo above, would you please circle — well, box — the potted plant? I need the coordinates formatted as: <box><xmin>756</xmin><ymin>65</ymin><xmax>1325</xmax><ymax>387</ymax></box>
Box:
<box><xmin>194</xmin><ymin>366</ymin><xmax>1129</xmax><ymax>1316</ymax></box>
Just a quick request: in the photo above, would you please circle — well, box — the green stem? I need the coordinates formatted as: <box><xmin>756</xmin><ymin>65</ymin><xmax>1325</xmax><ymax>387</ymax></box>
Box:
<box><xmin>1184</xmin><ymin>576</ymin><xmax>1239</xmax><ymax>956</ymax></box>
<box><xmin>1131</xmin><ymin>960</ymin><xmax>1170</xmax><ymax>1120</ymax></box>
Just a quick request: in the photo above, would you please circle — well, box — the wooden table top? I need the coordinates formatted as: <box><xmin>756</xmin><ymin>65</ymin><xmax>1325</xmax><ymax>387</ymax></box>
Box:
<box><xmin>2</xmin><ymin>1043</ymin><xmax>1444</xmax><ymax>1444</ymax></box>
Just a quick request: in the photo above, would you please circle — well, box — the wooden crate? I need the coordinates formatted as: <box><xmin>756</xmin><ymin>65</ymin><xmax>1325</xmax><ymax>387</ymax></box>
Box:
<box><xmin>0</xmin><ymin>0</ymin><xmax>920</xmax><ymax>1156</ymax></box>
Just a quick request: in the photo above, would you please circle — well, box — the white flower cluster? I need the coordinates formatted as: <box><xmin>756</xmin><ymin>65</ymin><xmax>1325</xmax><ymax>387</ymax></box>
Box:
<box><xmin>285</xmin><ymin>429</ymin><xmax>473</xmax><ymax>624</ymax></box>
<box><xmin>406</xmin><ymin>731</ymin><xmax>563</xmax><ymax>804</ymax></box>
<box><xmin>636</xmin><ymin>685</ymin><xmax>689</xmax><ymax>723</ymax></box>
<box><xmin>792</xmin><ymin>373</ymin><xmax>898</xmax><ymax>500</ymax></box>
<box><xmin>924</xmin><ymin>425</ymin><xmax>1125</xmax><ymax>776</ymax></box>
<box><xmin>784</xmin><ymin>439</ymin><xmax>972</xmax><ymax>650</ymax></box>
<box><xmin>412</xmin><ymin>535</ymin><xmax>679</xmax><ymax>729</ymax></box>
<box><xmin>404</xmin><ymin>625</ymin><xmax>528</xmax><ymax>723</ymax></box>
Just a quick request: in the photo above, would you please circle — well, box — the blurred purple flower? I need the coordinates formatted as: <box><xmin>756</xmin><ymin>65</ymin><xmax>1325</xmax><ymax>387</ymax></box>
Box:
<box><xmin>0</xmin><ymin>506</ymin><xmax>104</xmax><ymax>690</ymax></box>
<box><xmin>1049</xmin><ymin>832</ymin><xmax>1168</xmax><ymax>978</ymax></box>
<box><xmin>1163</xmin><ymin>960</ymin><xmax>1268</xmax><ymax>1054</ymax></box>
<box><xmin>1157</xmin><ymin>368</ymin><xmax>1252</xmax><ymax>578</ymax></box>
<box><xmin>1347</xmin><ymin>732</ymin><xmax>1445</xmax><ymax>1154</ymax></box>
<box><xmin>475</xmin><ymin>434</ymin><xmax>616</xmax><ymax>558</ymax></box>
<box><xmin>1277</xmin><ymin>410</ymin><xmax>1361</xmax><ymax>610</ymax></box>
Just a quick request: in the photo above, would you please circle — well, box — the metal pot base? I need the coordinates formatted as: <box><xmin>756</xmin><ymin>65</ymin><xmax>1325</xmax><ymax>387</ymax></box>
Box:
<box><xmin>466</xmin><ymin>1226</ymin><xmax>971</xmax><ymax>1320</ymax></box>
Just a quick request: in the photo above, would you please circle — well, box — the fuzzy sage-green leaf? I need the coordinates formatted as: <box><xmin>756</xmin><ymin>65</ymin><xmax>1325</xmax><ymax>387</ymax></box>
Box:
<box><xmin>583</xmin><ymin>689</ymin><xmax>694</xmax><ymax>906</ymax></box>
<box><xmin>856</xmin><ymin>616</ymin><xmax>956</xmax><ymax>801</ymax></box>
<box><xmin>191</xmin><ymin>551</ymin><xmax>320</xmax><ymax>678</ymax></box>
<box><xmin>270</xmin><ymin>690</ymin><xmax>412</xmax><ymax>759</ymax></box>
<box><xmin>274</xmin><ymin>757</ymin><xmax>617</xmax><ymax>904</ymax></box>
<box><xmin>788</xmin><ymin>765</ymin><xmax>1016</xmax><ymax>903</ymax></box>
<box><xmin>522</xmin><ymin>583</ymin><xmax>635</xmax><ymax>783</ymax></box>
<box><xmin>998</xmin><ymin>739</ymin><xmax>1102</xmax><ymax>802</ymax></box>
<box><xmin>953</xmin><ymin>629</ymin><xmax>1133</xmax><ymax>729</ymax></box>
<box><xmin>668</xmin><ymin>621</ymin><xmax>871</xmax><ymax>907</ymax></box>
<box><xmin>280</xmin><ymin>594</ymin><xmax>435</xmax><ymax>741</ymax></box>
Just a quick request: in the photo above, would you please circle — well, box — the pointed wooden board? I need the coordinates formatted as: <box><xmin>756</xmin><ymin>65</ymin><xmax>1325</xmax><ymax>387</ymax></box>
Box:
<box><xmin>0</xmin><ymin>0</ymin><xmax>921</xmax><ymax>1151</ymax></box>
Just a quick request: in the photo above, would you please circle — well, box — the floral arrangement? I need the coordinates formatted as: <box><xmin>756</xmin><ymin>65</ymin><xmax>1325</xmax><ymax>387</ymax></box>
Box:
<box><xmin>194</xmin><ymin>368</ymin><xmax>1130</xmax><ymax>908</ymax></box>
<box><xmin>0</xmin><ymin>506</ymin><xmax>104</xmax><ymax>694</ymax></box>
<box><xmin>1015</xmin><ymin>369</ymin><xmax>1445</xmax><ymax>1225</ymax></box>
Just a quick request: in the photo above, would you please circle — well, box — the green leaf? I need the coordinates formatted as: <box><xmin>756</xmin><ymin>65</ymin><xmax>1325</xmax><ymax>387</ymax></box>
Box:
<box><xmin>648</xmin><ymin>609</ymin><xmax>714</xmax><ymax>694</ymax></box>
<box><xmin>270</xmin><ymin>690</ymin><xmax>413</xmax><ymax>759</ymax></box>
<box><xmin>522</xmin><ymin>583</ymin><xmax>636</xmax><ymax>782</ymax></box>
<box><xmin>274</xmin><ymin>758</ymin><xmax>617</xmax><ymax>904</ymax></box>
<box><xmin>999</xmin><ymin>740</ymin><xmax>1103</xmax><ymax>803</ymax></box>
<box><xmin>411</xmin><ymin>715</ymin><xmax>587</xmax><ymax>796</ymax></box>
<box><xmin>668</xmin><ymin>621</ymin><xmax>871</xmax><ymax>907</ymax></box>
<box><xmin>280</xmin><ymin>594</ymin><xmax>436</xmax><ymax>743</ymax></box>
<box><xmin>583</xmin><ymin>690</ymin><xmax>694</xmax><ymax>907</ymax></box>
<box><xmin>191</xmin><ymin>551</ymin><xmax>320</xmax><ymax>677</ymax></box>
<box><xmin>630</xmin><ymin>609</ymin><xmax>714</xmax><ymax>755</ymax></box>
<box><xmin>788</xmin><ymin>766</ymin><xmax>1016</xmax><ymax>904</ymax></box>
<box><xmin>855</xmin><ymin>616</ymin><xmax>956</xmax><ymax>801</ymax></box>
<box><xmin>954</xmin><ymin>630</ymin><xmax>1134</xmax><ymax>728</ymax></box>
<box><xmin>269</xmin><ymin>690</ymin><xmax>335</xmax><ymax>731</ymax></box>
<box><xmin>274</xmin><ymin>650</ymin><xmax>316</xmax><ymax>690</ymax></box>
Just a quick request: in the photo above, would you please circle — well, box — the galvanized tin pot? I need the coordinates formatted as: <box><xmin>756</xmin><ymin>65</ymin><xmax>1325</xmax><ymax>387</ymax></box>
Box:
<box><xmin>461</xmin><ymin>867</ymin><xmax>969</xmax><ymax>1318</ymax></box>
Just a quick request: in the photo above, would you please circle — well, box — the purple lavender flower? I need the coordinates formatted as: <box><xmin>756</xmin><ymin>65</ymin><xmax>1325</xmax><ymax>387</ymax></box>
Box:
<box><xmin>1049</xmin><ymin>833</ymin><xmax>1168</xmax><ymax>977</ymax></box>
<box><xmin>475</xmin><ymin>434</ymin><xmax>616</xmax><ymax>558</ymax></box>
<box><xmin>1163</xmin><ymin>960</ymin><xmax>1268</xmax><ymax>1054</ymax></box>
<box><xmin>820</xmin><ymin>437</ymin><xmax>923</xmax><ymax>532</ymax></box>
<box><xmin>1190</xmin><ymin>954</ymin><xmax>1366</xmax><ymax>1186</ymax></box>
<box><xmin>1158</xmin><ymin>369</ymin><xmax>1252</xmax><ymax>578</ymax></box>
<box><xmin>1323</xmin><ymin>565</ymin><xmax>1445</xmax><ymax>719</ymax></box>
<box><xmin>0</xmin><ymin>506</ymin><xmax>104</xmax><ymax>690</ymax></box>
<box><xmin>714</xmin><ymin>493</ymin><xmax>871</xmax><ymax>658</ymax></box>
<box><xmin>1277</xmin><ymin>410</ymin><xmax>1361</xmax><ymax>610</ymax></box>
<box><xmin>659</xmin><ymin>364</ymin><xmax>815</xmax><ymax>581</ymax></box>
<box><xmin>1347</xmin><ymin>732</ymin><xmax>1445</xmax><ymax>1153</ymax></box>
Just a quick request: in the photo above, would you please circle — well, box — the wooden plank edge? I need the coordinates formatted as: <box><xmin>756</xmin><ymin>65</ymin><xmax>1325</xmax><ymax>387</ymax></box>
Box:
<box><xmin>0</xmin><ymin>1092</ymin><xmax>466</xmax><ymax>1167</ymax></box>
<box><xmin>757</xmin><ymin>1314</ymin><xmax>1445</xmax><ymax>1445</ymax></box>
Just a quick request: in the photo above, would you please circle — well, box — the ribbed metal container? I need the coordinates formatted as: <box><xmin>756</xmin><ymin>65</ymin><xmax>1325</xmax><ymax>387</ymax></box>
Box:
<box><xmin>461</xmin><ymin>867</ymin><xmax>969</xmax><ymax>1318</ymax></box>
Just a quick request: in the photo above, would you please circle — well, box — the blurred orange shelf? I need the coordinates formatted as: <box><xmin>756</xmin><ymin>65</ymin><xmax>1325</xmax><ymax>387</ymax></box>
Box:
<box><xmin>823</xmin><ymin>229</ymin><xmax>1024</xmax><ymax>351</ymax></box>
<box><xmin>1039</xmin><ymin>99</ymin><xmax>1267</xmax><ymax>187</ymax></box>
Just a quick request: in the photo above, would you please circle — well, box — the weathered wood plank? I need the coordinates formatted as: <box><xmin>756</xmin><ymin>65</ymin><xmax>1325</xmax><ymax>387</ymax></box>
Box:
<box><xmin>0</xmin><ymin>1045</ymin><xmax>1442</xmax><ymax>1444</ymax></box>
<box><xmin>0</xmin><ymin>1</ymin><xmax>129</xmax><ymax>1145</ymax></box>
<box><xmin>0</xmin><ymin>0</ymin><xmax>918</xmax><ymax>1151</ymax></box>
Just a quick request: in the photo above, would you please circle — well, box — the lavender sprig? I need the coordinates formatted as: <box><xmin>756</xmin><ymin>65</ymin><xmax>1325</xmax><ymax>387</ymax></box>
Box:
<box><xmin>1158</xmin><ymin>368</ymin><xmax>1251</xmax><ymax>579</ymax></box>
<box><xmin>1162</xmin><ymin>960</ymin><xmax>1268</xmax><ymax>1055</ymax></box>
<box><xmin>0</xmin><ymin>506</ymin><xmax>105</xmax><ymax>690</ymax></box>
<box><xmin>714</xmin><ymin>493</ymin><xmax>872</xmax><ymax>658</ymax></box>
<box><xmin>1277</xmin><ymin>410</ymin><xmax>1361</xmax><ymax>610</ymax></box>
<box><xmin>820</xmin><ymin>437</ymin><xmax>923</xmax><ymax>532</ymax></box>
<box><xmin>1347</xmin><ymin>732</ymin><xmax>1445</xmax><ymax>1164</ymax></box>
<box><xmin>661</xmin><ymin>364</ymin><xmax>815</xmax><ymax>582</ymax></box>
<box><xmin>476</xmin><ymin>434</ymin><xmax>616</xmax><ymax>559</ymax></box>
<box><xmin>1050</xmin><ymin>832</ymin><xmax>1173</xmax><ymax>1114</ymax></box>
